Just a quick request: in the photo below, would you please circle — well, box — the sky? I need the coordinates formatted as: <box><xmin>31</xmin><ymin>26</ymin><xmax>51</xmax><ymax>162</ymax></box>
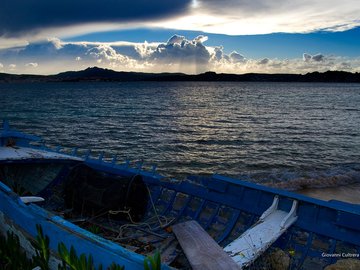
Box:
<box><xmin>0</xmin><ymin>0</ymin><xmax>359</xmax><ymax>75</ymax></box>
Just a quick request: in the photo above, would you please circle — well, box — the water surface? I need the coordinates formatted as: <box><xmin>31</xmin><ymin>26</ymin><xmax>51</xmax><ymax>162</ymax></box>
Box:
<box><xmin>1</xmin><ymin>81</ymin><xmax>359</xmax><ymax>201</ymax></box>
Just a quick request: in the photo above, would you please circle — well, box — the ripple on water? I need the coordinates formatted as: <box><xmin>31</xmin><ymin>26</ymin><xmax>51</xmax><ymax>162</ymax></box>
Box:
<box><xmin>0</xmin><ymin>81</ymin><xmax>359</xmax><ymax>201</ymax></box>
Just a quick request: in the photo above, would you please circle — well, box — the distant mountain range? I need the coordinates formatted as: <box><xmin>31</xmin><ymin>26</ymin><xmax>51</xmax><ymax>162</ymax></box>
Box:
<box><xmin>1</xmin><ymin>67</ymin><xmax>360</xmax><ymax>83</ymax></box>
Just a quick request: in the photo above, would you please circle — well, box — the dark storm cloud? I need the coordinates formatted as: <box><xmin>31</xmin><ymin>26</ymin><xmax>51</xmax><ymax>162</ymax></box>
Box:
<box><xmin>0</xmin><ymin>0</ymin><xmax>191</xmax><ymax>37</ymax></box>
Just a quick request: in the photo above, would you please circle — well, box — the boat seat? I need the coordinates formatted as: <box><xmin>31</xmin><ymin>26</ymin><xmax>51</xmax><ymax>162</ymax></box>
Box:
<box><xmin>224</xmin><ymin>196</ymin><xmax>298</xmax><ymax>268</ymax></box>
<box><xmin>172</xmin><ymin>220</ymin><xmax>241</xmax><ymax>270</ymax></box>
<box><xmin>20</xmin><ymin>196</ymin><xmax>45</xmax><ymax>204</ymax></box>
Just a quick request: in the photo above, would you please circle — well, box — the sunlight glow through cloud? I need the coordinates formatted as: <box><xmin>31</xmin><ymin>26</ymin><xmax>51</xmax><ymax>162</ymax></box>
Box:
<box><xmin>1</xmin><ymin>0</ymin><xmax>360</xmax><ymax>44</ymax></box>
<box><xmin>151</xmin><ymin>0</ymin><xmax>360</xmax><ymax>35</ymax></box>
<box><xmin>192</xmin><ymin>0</ymin><xmax>199</xmax><ymax>8</ymax></box>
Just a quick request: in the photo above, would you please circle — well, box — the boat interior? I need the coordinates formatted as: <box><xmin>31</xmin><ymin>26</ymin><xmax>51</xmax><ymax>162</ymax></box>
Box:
<box><xmin>1</xmin><ymin>155</ymin><xmax>360</xmax><ymax>269</ymax></box>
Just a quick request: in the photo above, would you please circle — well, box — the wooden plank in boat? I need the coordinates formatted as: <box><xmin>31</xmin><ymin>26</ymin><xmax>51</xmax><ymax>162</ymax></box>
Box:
<box><xmin>172</xmin><ymin>220</ymin><xmax>240</xmax><ymax>270</ymax></box>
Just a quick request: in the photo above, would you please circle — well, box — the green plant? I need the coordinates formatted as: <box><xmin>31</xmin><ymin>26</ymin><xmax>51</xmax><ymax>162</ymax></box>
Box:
<box><xmin>58</xmin><ymin>243</ymin><xmax>127</xmax><ymax>270</ymax></box>
<box><xmin>1</xmin><ymin>224</ymin><xmax>163</xmax><ymax>270</ymax></box>
<box><xmin>0</xmin><ymin>231</ymin><xmax>35</xmax><ymax>270</ymax></box>
<box><xmin>143</xmin><ymin>251</ymin><xmax>161</xmax><ymax>270</ymax></box>
<box><xmin>32</xmin><ymin>224</ymin><xmax>50</xmax><ymax>270</ymax></box>
<box><xmin>58</xmin><ymin>242</ymin><xmax>97</xmax><ymax>270</ymax></box>
<box><xmin>108</xmin><ymin>262</ymin><xmax>125</xmax><ymax>270</ymax></box>
<box><xmin>87</xmin><ymin>224</ymin><xmax>101</xmax><ymax>235</ymax></box>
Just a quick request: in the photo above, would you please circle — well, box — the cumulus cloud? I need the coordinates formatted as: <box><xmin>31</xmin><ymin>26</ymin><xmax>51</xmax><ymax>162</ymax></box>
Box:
<box><xmin>166</xmin><ymin>35</ymin><xmax>186</xmax><ymax>46</ymax></box>
<box><xmin>0</xmin><ymin>63</ymin><xmax>3</xmax><ymax>69</ymax></box>
<box><xmin>151</xmin><ymin>35</ymin><xmax>211</xmax><ymax>66</ymax></box>
<box><xmin>258</xmin><ymin>58</ymin><xmax>270</xmax><ymax>65</ymax></box>
<box><xmin>0</xmin><ymin>0</ymin><xmax>190</xmax><ymax>37</ymax></box>
<box><xmin>87</xmin><ymin>45</ymin><xmax>127</xmax><ymax>63</ymax></box>
<box><xmin>194</xmin><ymin>35</ymin><xmax>208</xmax><ymax>43</ymax></box>
<box><xmin>303</xmin><ymin>53</ymin><xmax>312</xmax><ymax>62</ymax></box>
<box><xmin>229</xmin><ymin>51</ymin><xmax>246</xmax><ymax>63</ymax></box>
<box><xmin>25</xmin><ymin>62</ymin><xmax>38</xmax><ymax>67</ymax></box>
<box><xmin>8</xmin><ymin>64</ymin><xmax>16</xmax><ymax>71</ymax></box>
<box><xmin>212</xmin><ymin>46</ymin><xmax>226</xmax><ymax>61</ymax></box>
<box><xmin>312</xmin><ymin>54</ymin><xmax>325</xmax><ymax>62</ymax></box>
<box><xmin>0</xmin><ymin>35</ymin><xmax>359</xmax><ymax>74</ymax></box>
<box><xmin>303</xmin><ymin>53</ymin><xmax>325</xmax><ymax>62</ymax></box>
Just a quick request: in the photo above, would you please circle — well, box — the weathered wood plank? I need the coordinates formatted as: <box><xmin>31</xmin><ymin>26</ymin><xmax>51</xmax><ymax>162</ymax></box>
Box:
<box><xmin>172</xmin><ymin>220</ymin><xmax>240</xmax><ymax>270</ymax></box>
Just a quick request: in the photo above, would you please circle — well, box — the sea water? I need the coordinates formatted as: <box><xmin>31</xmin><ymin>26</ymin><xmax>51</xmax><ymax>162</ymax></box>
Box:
<box><xmin>1</xmin><ymin>81</ymin><xmax>359</xmax><ymax>202</ymax></box>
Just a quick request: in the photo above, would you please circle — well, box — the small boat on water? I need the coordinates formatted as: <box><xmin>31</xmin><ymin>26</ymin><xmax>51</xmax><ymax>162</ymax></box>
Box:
<box><xmin>1</xmin><ymin>120</ymin><xmax>359</xmax><ymax>269</ymax></box>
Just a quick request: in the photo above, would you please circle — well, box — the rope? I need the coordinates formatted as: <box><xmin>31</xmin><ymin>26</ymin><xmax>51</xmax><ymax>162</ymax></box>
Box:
<box><xmin>147</xmin><ymin>185</ymin><xmax>163</xmax><ymax>227</ymax></box>
<box><xmin>108</xmin><ymin>185</ymin><xmax>175</xmax><ymax>240</ymax></box>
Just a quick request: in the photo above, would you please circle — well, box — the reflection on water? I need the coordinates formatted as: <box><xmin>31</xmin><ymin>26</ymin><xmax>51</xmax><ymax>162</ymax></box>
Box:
<box><xmin>298</xmin><ymin>184</ymin><xmax>360</xmax><ymax>204</ymax></box>
<box><xmin>0</xmin><ymin>81</ymin><xmax>359</xmax><ymax>202</ymax></box>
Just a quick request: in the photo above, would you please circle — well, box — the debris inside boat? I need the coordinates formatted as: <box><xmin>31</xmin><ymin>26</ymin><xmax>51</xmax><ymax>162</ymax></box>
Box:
<box><xmin>1</xmin><ymin>120</ymin><xmax>360</xmax><ymax>270</ymax></box>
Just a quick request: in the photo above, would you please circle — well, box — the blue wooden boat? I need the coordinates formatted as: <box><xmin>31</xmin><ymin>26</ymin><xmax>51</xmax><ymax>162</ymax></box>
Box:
<box><xmin>1</xmin><ymin>120</ymin><xmax>359</xmax><ymax>269</ymax></box>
